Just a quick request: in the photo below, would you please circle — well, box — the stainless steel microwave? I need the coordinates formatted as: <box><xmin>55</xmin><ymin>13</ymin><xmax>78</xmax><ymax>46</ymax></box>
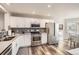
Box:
<box><xmin>31</xmin><ymin>24</ymin><xmax>40</xmax><ymax>27</ymax></box>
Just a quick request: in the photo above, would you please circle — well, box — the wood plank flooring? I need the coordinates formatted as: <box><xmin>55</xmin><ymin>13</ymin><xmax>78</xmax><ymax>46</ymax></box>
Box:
<box><xmin>17</xmin><ymin>45</ymin><xmax>70</xmax><ymax>55</ymax></box>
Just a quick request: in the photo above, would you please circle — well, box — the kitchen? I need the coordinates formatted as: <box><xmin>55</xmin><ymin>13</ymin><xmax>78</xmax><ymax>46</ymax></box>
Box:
<box><xmin>0</xmin><ymin>4</ymin><xmax>57</xmax><ymax>55</ymax></box>
<box><xmin>1</xmin><ymin>3</ymin><xmax>79</xmax><ymax>55</ymax></box>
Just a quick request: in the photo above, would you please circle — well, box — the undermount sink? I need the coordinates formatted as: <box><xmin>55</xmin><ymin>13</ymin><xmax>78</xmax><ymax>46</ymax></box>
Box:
<box><xmin>3</xmin><ymin>36</ymin><xmax>15</xmax><ymax>41</ymax></box>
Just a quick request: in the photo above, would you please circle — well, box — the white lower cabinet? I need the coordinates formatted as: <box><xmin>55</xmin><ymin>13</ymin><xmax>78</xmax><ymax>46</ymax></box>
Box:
<box><xmin>19</xmin><ymin>34</ymin><xmax>31</xmax><ymax>47</ymax></box>
<box><xmin>41</xmin><ymin>33</ymin><xmax>47</xmax><ymax>44</ymax></box>
<box><xmin>24</xmin><ymin>34</ymin><xmax>31</xmax><ymax>46</ymax></box>
<box><xmin>12</xmin><ymin>40</ymin><xmax>18</xmax><ymax>55</ymax></box>
<box><xmin>12</xmin><ymin>34</ymin><xmax>31</xmax><ymax>55</ymax></box>
<box><xmin>12</xmin><ymin>33</ymin><xmax>48</xmax><ymax>55</ymax></box>
<box><xmin>19</xmin><ymin>36</ymin><xmax>25</xmax><ymax>47</ymax></box>
<box><xmin>12</xmin><ymin>36</ymin><xmax>24</xmax><ymax>55</ymax></box>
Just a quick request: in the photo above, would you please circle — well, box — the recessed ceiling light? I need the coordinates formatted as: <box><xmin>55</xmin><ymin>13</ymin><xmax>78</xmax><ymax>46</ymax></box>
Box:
<box><xmin>48</xmin><ymin>14</ymin><xmax>51</xmax><ymax>16</ymax></box>
<box><xmin>32</xmin><ymin>11</ymin><xmax>35</xmax><ymax>14</ymax></box>
<box><xmin>48</xmin><ymin>5</ymin><xmax>51</xmax><ymax>8</ymax></box>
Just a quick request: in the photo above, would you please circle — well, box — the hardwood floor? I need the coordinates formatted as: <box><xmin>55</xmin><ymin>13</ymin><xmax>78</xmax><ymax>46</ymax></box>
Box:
<box><xmin>17</xmin><ymin>44</ymin><xmax>70</xmax><ymax>55</ymax></box>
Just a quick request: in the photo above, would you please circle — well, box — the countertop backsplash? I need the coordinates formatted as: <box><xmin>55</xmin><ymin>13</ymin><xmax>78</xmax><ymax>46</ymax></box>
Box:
<box><xmin>11</xmin><ymin>28</ymin><xmax>47</xmax><ymax>34</ymax></box>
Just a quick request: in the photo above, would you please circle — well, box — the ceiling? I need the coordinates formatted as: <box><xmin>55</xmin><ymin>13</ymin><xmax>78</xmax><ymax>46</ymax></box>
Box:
<box><xmin>1</xmin><ymin>3</ymin><xmax>79</xmax><ymax>17</ymax></box>
<box><xmin>2</xmin><ymin>3</ymin><xmax>54</xmax><ymax>16</ymax></box>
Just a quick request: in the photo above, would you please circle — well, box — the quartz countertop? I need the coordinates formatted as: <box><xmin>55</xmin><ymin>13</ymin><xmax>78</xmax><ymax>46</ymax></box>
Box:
<box><xmin>0</xmin><ymin>34</ymin><xmax>31</xmax><ymax>54</ymax></box>
<box><xmin>0</xmin><ymin>41</ymin><xmax>12</xmax><ymax>54</ymax></box>
<box><xmin>0</xmin><ymin>35</ymin><xmax>21</xmax><ymax>54</ymax></box>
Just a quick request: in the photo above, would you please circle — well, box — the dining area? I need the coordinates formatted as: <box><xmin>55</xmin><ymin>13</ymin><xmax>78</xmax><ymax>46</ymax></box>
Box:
<box><xmin>63</xmin><ymin>18</ymin><xmax>79</xmax><ymax>55</ymax></box>
<box><xmin>64</xmin><ymin>34</ymin><xmax>79</xmax><ymax>55</ymax></box>
<box><xmin>67</xmin><ymin>34</ymin><xmax>79</xmax><ymax>49</ymax></box>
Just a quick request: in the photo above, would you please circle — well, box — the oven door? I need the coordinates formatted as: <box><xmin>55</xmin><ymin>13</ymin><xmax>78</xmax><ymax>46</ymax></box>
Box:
<box><xmin>31</xmin><ymin>36</ymin><xmax>41</xmax><ymax>46</ymax></box>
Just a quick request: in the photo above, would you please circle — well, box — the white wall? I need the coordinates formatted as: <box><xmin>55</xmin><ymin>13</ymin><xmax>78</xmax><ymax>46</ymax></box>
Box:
<box><xmin>51</xmin><ymin>4</ymin><xmax>79</xmax><ymax>41</ymax></box>
<box><xmin>0</xmin><ymin>13</ymin><xmax>4</xmax><ymax>31</ymax></box>
<box><xmin>4</xmin><ymin>13</ymin><xmax>10</xmax><ymax>31</ymax></box>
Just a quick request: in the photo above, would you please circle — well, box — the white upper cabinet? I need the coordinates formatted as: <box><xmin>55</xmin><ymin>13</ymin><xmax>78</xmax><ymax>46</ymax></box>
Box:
<box><xmin>40</xmin><ymin>19</ymin><xmax>53</xmax><ymax>28</ymax></box>
<box><xmin>40</xmin><ymin>20</ymin><xmax>46</xmax><ymax>28</ymax></box>
<box><xmin>10</xmin><ymin>17</ymin><xmax>17</xmax><ymax>27</ymax></box>
<box><xmin>30</xmin><ymin>18</ymin><xmax>40</xmax><ymax>24</ymax></box>
<box><xmin>10</xmin><ymin>16</ymin><xmax>51</xmax><ymax>28</ymax></box>
<box><xmin>24</xmin><ymin>18</ymin><xmax>31</xmax><ymax>28</ymax></box>
<box><xmin>10</xmin><ymin>16</ymin><xmax>31</xmax><ymax>28</ymax></box>
<box><xmin>17</xmin><ymin>17</ymin><xmax>24</xmax><ymax>28</ymax></box>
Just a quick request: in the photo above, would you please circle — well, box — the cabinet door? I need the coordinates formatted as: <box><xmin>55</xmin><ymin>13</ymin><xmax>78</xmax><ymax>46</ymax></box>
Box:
<box><xmin>18</xmin><ymin>35</ymin><xmax>31</xmax><ymax>47</ymax></box>
<box><xmin>16</xmin><ymin>38</ymin><xmax>20</xmax><ymax>51</ymax></box>
<box><xmin>25</xmin><ymin>34</ymin><xmax>31</xmax><ymax>46</ymax></box>
<box><xmin>12</xmin><ymin>40</ymin><xmax>17</xmax><ymax>55</ymax></box>
<box><xmin>19</xmin><ymin>36</ymin><xmax>25</xmax><ymax>47</ymax></box>
<box><xmin>10</xmin><ymin>16</ymin><xmax>27</xmax><ymax>28</ymax></box>
<box><xmin>12</xmin><ymin>39</ymin><xmax>20</xmax><ymax>55</ymax></box>
<box><xmin>10</xmin><ymin>17</ymin><xmax>17</xmax><ymax>27</ymax></box>
<box><xmin>41</xmin><ymin>33</ymin><xmax>47</xmax><ymax>44</ymax></box>
<box><xmin>17</xmin><ymin>18</ymin><xmax>23</xmax><ymax>28</ymax></box>
<box><xmin>24</xmin><ymin>18</ymin><xmax>31</xmax><ymax>28</ymax></box>
<box><xmin>40</xmin><ymin>20</ymin><xmax>45</xmax><ymax>28</ymax></box>
<box><xmin>14</xmin><ymin>17</ymin><xmax>25</xmax><ymax>28</ymax></box>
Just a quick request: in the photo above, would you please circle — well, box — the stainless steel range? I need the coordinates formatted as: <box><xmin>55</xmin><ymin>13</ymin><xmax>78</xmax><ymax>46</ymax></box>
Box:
<box><xmin>31</xmin><ymin>24</ymin><xmax>41</xmax><ymax>46</ymax></box>
<box><xmin>31</xmin><ymin>33</ymin><xmax>41</xmax><ymax>46</ymax></box>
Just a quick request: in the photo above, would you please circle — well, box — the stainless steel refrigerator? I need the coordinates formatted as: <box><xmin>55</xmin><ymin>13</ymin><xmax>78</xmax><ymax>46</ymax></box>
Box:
<box><xmin>45</xmin><ymin>22</ymin><xmax>57</xmax><ymax>44</ymax></box>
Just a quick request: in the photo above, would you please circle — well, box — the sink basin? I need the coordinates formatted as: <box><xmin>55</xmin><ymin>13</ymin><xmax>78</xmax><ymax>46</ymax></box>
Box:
<box><xmin>3</xmin><ymin>36</ymin><xmax>15</xmax><ymax>41</ymax></box>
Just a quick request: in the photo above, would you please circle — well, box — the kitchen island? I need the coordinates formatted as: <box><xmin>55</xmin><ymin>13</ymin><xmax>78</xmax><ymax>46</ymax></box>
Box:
<box><xmin>0</xmin><ymin>41</ymin><xmax>12</xmax><ymax>55</ymax></box>
<box><xmin>0</xmin><ymin>35</ymin><xmax>23</xmax><ymax>55</ymax></box>
<box><xmin>0</xmin><ymin>32</ymin><xmax>47</xmax><ymax>55</ymax></box>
